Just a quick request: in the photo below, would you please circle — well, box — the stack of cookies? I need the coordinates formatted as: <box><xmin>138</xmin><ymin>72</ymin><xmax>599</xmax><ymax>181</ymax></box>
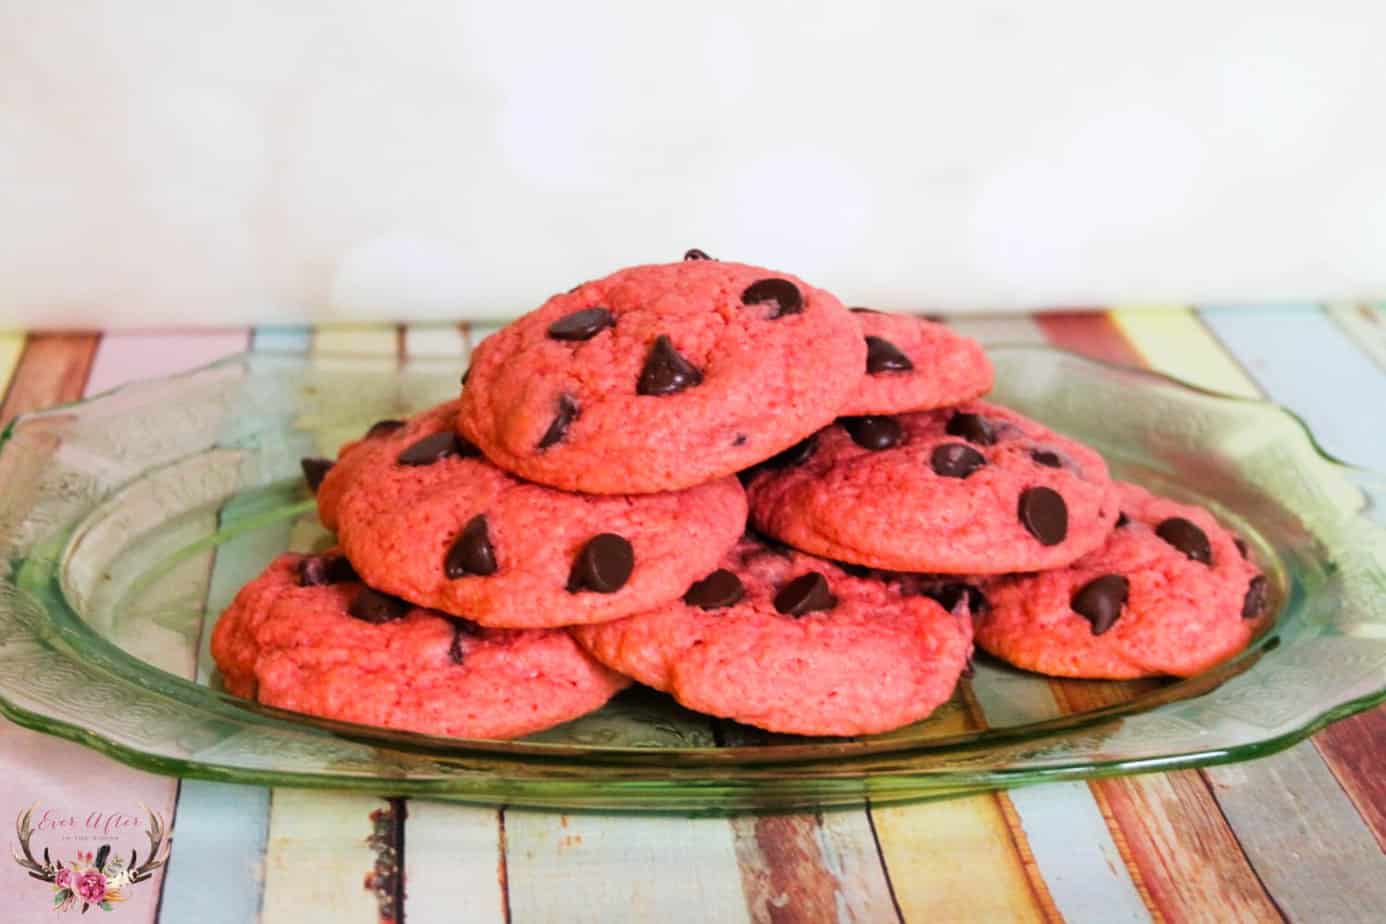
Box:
<box><xmin>211</xmin><ymin>255</ymin><xmax>1269</xmax><ymax>740</ymax></box>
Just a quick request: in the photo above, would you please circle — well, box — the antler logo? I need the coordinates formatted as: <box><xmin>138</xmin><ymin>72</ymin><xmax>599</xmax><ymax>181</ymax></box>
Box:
<box><xmin>12</xmin><ymin>804</ymin><xmax>171</xmax><ymax>913</ymax></box>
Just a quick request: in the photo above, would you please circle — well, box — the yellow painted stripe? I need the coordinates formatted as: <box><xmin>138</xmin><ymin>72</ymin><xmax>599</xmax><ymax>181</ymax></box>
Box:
<box><xmin>312</xmin><ymin>323</ymin><xmax>399</xmax><ymax>356</ymax></box>
<box><xmin>1109</xmin><ymin>307</ymin><xmax>1259</xmax><ymax>397</ymax></box>
<box><xmin>0</xmin><ymin>331</ymin><xmax>24</xmax><ymax>398</ymax></box>
<box><xmin>871</xmin><ymin>703</ymin><xmax>1053</xmax><ymax>922</ymax></box>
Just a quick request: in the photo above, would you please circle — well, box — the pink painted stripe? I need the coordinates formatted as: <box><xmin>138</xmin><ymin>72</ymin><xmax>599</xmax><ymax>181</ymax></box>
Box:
<box><xmin>0</xmin><ymin>330</ymin><xmax>248</xmax><ymax>923</ymax></box>
<box><xmin>84</xmin><ymin>330</ymin><xmax>250</xmax><ymax>396</ymax></box>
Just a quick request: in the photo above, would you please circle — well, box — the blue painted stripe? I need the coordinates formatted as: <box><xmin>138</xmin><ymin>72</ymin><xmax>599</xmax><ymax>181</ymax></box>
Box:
<box><xmin>158</xmin><ymin>326</ymin><xmax>311</xmax><ymax>922</ymax></box>
<box><xmin>969</xmin><ymin>672</ymin><xmax>1153</xmax><ymax>923</ymax></box>
<box><xmin>158</xmin><ymin>782</ymin><xmax>272</xmax><ymax>923</ymax></box>
<box><xmin>1199</xmin><ymin>306</ymin><xmax>1386</xmax><ymax>472</ymax></box>
<box><xmin>251</xmin><ymin>324</ymin><xmax>312</xmax><ymax>354</ymax></box>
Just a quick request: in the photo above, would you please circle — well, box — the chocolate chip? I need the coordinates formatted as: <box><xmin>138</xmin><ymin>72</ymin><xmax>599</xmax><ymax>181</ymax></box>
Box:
<box><xmin>930</xmin><ymin>442</ymin><xmax>986</xmax><ymax>478</ymax></box>
<box><xmin>1071</xmin><ymin>574</ymin><xmax>1129</xmax><ymax>635</ymax></box>
<box><xmin>1116</xmin><ymin>511</ymin><xmax>1130</xmax><ymax>528</ymax></box>
<box><xmin>733</xmin><ymin>433</ymin><xmax>747</xmax><ymax>446</ymax></box>
<box><xmin>366</xmin><ymin>419</ymin><xmax>405</xmax><ymax>439</ymax></box>
<box><xmin>683</xmin><ymin>569</ymin><xmax>745</xmax><ymax>609</ymax></box>
<box><xmin>298</xmin><ymin>554</ymin><xmax>358</xmax><ymax>587</ymax></box>
<box><xmin>1155</xmin><ymin>517</ymin><xmax>1212</xmax><ymax>564</ymax></box>
<box><xmin>842</xmin><ymin>415</ymin><xmax>904</xmax><ymax>450</ymax></box>
<box><xmin>547</xmin><ymin>307</ymin><xmax>615</xmax><ymax>341</ymax></box>
<box><xmin>741</xmin><ymin>278</ymin><xmax>803</xmax><ymax>318</ymax></box>
<box><xmin>1031</xmin><ymin>450</ymin><xmax>1062</xmax><ymax>468</ymax></box>
<box><xmin>848</xmin><ymin>306</ymin><xmax>883</xmax><ymax>314</ymax></box>
<box><xmin>348</xmin><ymin>588</ymin><xmax>411</xmax><ymax>624</ymax></box>
<box><xmin>683</xmin><ymin>248</ymin><xmax>713</xmax><ymax>261</ymax></box>
<box><xmin>774</xmin><ymin>572</ymin><xmax>837</xmax><ymax>616</ymax></box>
<box><xmin>946</xmin><ymin>412</ymin><xmax>997</xmax><ymax>446</ymax></box>
<box><xmin>637</xmin><ymin>334</ymin><xmax>703</xmax><ymax>396</ymax></box>
<box><xmin>538</xmin><ymin>394</ymin><xmax>578</xmax><ymax>450</ymax></box>
<box><xmin>445</xmin><ymin>515</ymin><xmax>498</xmax><ymax>578</ymax></box>
<box><xmin>763</xmin><ymin>434</ymin><xmax>817</xmax><ymax>469</ymax></box>
<box><xmin>1234</xmin><ymin>536</ymin><xmax>1249</xmax><ymax>559</ymax></box>
<box><xmin>1243</xmin><ymin>575</ymin><xmax>1268</xmax><ymax>619</ymax></box>
<box><xmin>864</xmin><ymin>336</ymin><xmax>914</xmax><ymax>374</ymax></box>
<box><xmin>1018</xmin><ymin>487</ymin><xmax>1068</xmax><ymax>545</ymax></box>
<box><xmin>397</xmin><ymin>431</ymin><xmax>479</xmax><ymax>466</ymax></box>
<box><xmin>925</xmin><ymin>582</ymin><xmax>987</xmax><ymax>614</ymax></box>
<box><xmin>460</xmin><ymin>367</ymin><xmax>470</xmax><ymax>387</ymax></box>
<box><xmin>567</xmin><ymin>533</ymin><xmax>634</xmax><ymax>594</ymax></box>
<box><xmin>300</xmin><ymin>457</ymin><xmax>333</xmax><ymax>493</ymax></box>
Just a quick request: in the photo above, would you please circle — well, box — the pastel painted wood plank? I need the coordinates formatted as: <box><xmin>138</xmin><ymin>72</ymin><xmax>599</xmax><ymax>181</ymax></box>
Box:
<box><xmin>157</xmin><ymin>780</ymin><xmax>272</xmax><ymax>924</ymax></box>
<box><xmin>313</xmin><ymin>323</ymin><xmax>400</xmax><ymax>356</ymax></box>
<box><xmin>1110</xmin><ymin>307</ymin><xmax>1260</xmax><ymax>398</ymax></box>
<box><xmin>730</xmin><ymin>810</ymin><xmax>899</xmax><ymax>923</ymax></box>
<box><xmin>812</xmin><ymin>810</ymin><xmax>906</xmax><ymax>923</ymax></box>
<box><xmin>402</xmin><ymin>803</ymin><xmax>509</xmax><ymax>924</ymax></box>
<box><xmin>1324</xmin><ymin>303</ymin><xmax>1386</xmax><ymax>371</ymax></box>
<box><xmin>83</xmin><ymin>330</ymin><xmax>249</xmax><ymax>395</ymax></box>
<box><xmin>0</xmin><ymin>330</ymin><xmax>23</xmax><ymax>394</ymax></box>
<box><xmin>1207</xmin><ymin>750</ymin><xmax>1386</xmax><ymax>922</ymax></box>
<box><xmin>258</xmin><ymin>789</ymin><xmax>386</xmax><ymax>924</ymax></box>
<box><xmin>871</xmin><ymin>794</ymin><xmax>1055</xmax><ymax>924</ymax></box>
<box><xmin>504</xmin><ymin>810</ymin><xmax>750</xmax><ymax>924</ymax></box>
<box><xmin>1121</xmin><ymin>304</ymin><xmax>1386</xmax><ymax>921</ymax></box>
<box><xmin>1035</xmin><ymin>310</ymin><xmax>1145</xmax><ymax>367</ymax></box>
<box><xmin>868</xmin><ymin>695</ymin><xmax>1055</xmax><ymax>923</ymax></box>
<box><xmin>505</xmin><ymin>705</ymin><xmax>748</xmax><ymax>922</ymax></box>
<box><xmin>0</xmin><ymin>333</ymin><xmax>177</xmax><ymax>924</ymax></box>
<box><xmin>1310</xmin><ymin>707</ymin><xmax>1386</xmax><ymax>853</ymax></box>
<box><xmin>0</xmin><ymin>333</ymin><xmax>100</xmax><ymax>422</ymax></box>
<box><xmin>252</xmin><ymin>325</ymin><xmax>313</xmax><ymax>354</ymax></box>
<box><xmin>1201</xmin><ymin>305</ymin><xmax>1386</xmax><ymax>471</ymax></box>
<box><xmin>404</xmin><ymin>322</ymin><xmax>468</xmax><ymax>358</ymax></box>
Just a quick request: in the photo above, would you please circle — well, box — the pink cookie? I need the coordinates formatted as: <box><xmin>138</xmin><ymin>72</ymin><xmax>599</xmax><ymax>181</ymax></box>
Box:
<box><xmin>457</xmin><ymin>259</ymin><xmax>864</xmax><ymax>493</ymax></box>
<box><xmin>574</xmin><ymin>536</ymin><xmax>973</xmax><ymax>736</ymax></box>
<box><xmin>319</xmin><ymin>400</ymin><xmax>748</xmax><ymax>628</ymax></box>
<box><xmin>210</xmin><ymin>553</ymin><xmax>629</xmax><ymax>739</ymax></box>
<box><xmin>746</xmin><ymin>401</ymin><xmax>1119</xmax><ymax>574</ymax></box>
<box><xmin>973</xmin><ymin>482</ymin><xmax>1269</xmax><ymax>679</ymax></box>
<box><xmin>840</xmin><ymin>309</ymin><xmax>993</xmax><ymax>415</ymax></box>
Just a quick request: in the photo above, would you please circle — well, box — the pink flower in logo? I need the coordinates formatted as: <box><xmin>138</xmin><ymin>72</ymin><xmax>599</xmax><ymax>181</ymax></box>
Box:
<box><xmin>75</xmin><ymin>871</ymin><xmax>107</xmax><ymax>904</ymax></box>
<box><xmin>53</xmin><ymin>867</ymin><xmax>74</xmax><ymax>890</ymax></box>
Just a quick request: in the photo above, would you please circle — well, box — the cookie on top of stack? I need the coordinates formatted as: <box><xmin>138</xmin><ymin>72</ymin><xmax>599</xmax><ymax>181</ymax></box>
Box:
<box><xmin>211</xmin><ymin>252</ymin><xmax>1270</xmax><ymax>740</ymax></box>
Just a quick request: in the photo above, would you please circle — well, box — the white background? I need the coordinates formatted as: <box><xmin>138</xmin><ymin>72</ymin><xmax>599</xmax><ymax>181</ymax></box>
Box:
<box><xmin>2</xmin><ymin>1</ymin><xmax>1384</xmax><ymax>327</ymax></box>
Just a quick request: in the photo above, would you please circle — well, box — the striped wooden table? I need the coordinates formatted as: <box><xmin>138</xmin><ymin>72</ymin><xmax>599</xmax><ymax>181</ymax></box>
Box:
<box><xmin>2</xmin><ymin>306</ymin><xmax>1384</xmax><ymax>923</ymax></box>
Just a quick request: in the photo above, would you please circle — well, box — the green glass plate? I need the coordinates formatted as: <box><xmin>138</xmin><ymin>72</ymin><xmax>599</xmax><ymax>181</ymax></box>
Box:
<box><xmin>1</xmin><ymin>347</ymin><xmax>1383</xmax><ymax>812</ymax></box>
